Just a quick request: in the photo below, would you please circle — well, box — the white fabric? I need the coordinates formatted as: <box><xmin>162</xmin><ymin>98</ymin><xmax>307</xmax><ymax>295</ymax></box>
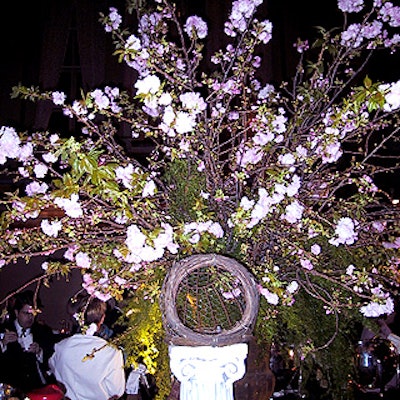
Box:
<box><xmin>388</xmin><ymin>333</ymin><xmax>400</xmax><ymax>353</ymax></box>
<box><xmin>15</xmin><ymin>320</ymin><xmax>33</xmax><ymax>351</ymax></box>
<box><xmin>169</xmin><ymin>343</ymin><xmax>248</xmax><ymax>400</ymax></box>
<box><xmin>49</xmin><ymin>334</ymin><xmax>125</xmax><ymax>400</ymax></box>
<box><xmin>125</xmin><ymin>363</ymin><xmax>147</xmax><ymax>394</ymax></box>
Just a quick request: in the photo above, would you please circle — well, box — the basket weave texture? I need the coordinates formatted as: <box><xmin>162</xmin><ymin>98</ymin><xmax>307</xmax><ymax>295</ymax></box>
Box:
<box><xmin>160</xmin><ymin>253</ymin><xmax>260</xmax><ymax>347</ymax></box>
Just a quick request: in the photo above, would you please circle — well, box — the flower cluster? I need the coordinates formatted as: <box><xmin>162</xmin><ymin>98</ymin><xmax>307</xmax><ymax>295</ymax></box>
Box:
<box><xmin>0</xmin><ymin>0</ymin><xmax>400</xmax><ymax>366</ymax></box>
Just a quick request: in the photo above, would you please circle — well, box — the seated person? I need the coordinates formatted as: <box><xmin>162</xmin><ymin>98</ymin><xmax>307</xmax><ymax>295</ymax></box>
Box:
<box><xmin>49</xmin><ymin>297</ymin><xmax>125</xmax><ymax>400</ymax></box>
<box><xmin>0</xmin><ymin>290</ymin><xmax>56</xmax><ymax>393</ymax></box>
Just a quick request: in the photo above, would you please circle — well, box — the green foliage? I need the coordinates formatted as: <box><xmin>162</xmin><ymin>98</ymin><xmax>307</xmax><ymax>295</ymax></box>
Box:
<box><xmin>263</xmin><ymin>290</ymin><xmax>365</xmax><ymax>399</ymax></box>
<box><xmin>117</xmin><ymin>290</ymin><xmax>171</xmax><ymax>399</ymax></box>
<box><xmin>162</xmin><ymin>158</ymin><xmax>207</xmax><ymax>221</ymax></box>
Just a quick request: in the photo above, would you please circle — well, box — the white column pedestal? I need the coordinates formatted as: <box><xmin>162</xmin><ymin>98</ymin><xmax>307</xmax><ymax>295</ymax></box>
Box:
<box><xmin>169</xmin><ymin>343</ymin><xmax>248</xmax><ymax>400</ymax></box>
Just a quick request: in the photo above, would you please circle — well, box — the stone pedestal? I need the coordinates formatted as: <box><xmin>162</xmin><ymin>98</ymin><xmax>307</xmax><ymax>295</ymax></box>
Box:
<box><xmin>169</xmin><ymin>343</ymin><xmax>248</xmax><ymax>400</ymax></box>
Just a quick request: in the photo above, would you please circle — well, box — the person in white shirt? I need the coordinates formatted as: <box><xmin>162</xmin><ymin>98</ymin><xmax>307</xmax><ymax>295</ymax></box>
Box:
<box><xmin>49</xmin><ymin>297</ymin><xmax>125</xmax><ymax>400</ymax></box>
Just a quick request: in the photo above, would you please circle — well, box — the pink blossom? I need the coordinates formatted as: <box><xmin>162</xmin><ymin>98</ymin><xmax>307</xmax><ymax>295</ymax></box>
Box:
<box><xmin>296</xmin><ymin>145</ymin><xmax>308</xmax><ymax>158</ymax></box>
<box><xmin>257</xmin><ymin>83</ymin><xmax>275</xmax><ymax>99</ymax></box>
<box><xmin>286</xmin><ymin>281</ymin><xmax>299</xmax><ymax>294</ymax></box>
<box><xmin>258</xmin><ymin>20</ymin><xmax>273</xmax><ymax>44</ymax></box>
<box><xmin>286</xmin><ymin>175</ymin><xmax>301</xmax><ymax>197</ymax></box>
<box><xmin>300</xmin><ymin>259</ymin><xmax>314</xmax><ymax>270</ymax></box>
<box><xmin>34</xmin><ymin>163</ymin><xmax>48</xmax><ymax>178</ymax></box>
<box><xmin>311</xmin><ymin>244</ymin><xmax>321</xmax><ymax>255</ymax></box>
<box><xmin>42</xmin><ymin>152</ymin><xmax>58</xmax><ymax>163</ymax></box>
<box><xmin>282</xmin><ymin>200</ymin><xmax>304</xmax><ymax>224</ymax></box>
<box><xmin>338</xmin><ymin>0</ymin><xmax>364</xmax><ymax>13</ymax></box>
<box><xmin>197</xmin><ymin>161</ymin><xmax>205</xmax><ymax>172</ymax></box>
<box><xmin>138</xmin><ymin>245</ymin><xmax>164</xmax><ymax>262</ymax></box>
<box><xmin>49</xmin><ymin>134</ymin><xmax>60</xmax><ymax>145</ymax></box>
<box><xmin>341</xmin><ymin>23</ymin><xmax>363</xmax><ymax>48</ymax></box>
<box><xmin>346</xmin><ymin>264</ymin><xmax>355</xmax><ymax>276</ymax></box>
<box><xmin>54</xmin><ymin>194</ymin><xmax>83</xmax><ymax>218</ymax></box>
<box><xmin>237</xmin><ymin>146</ymin><xmax>263</xmax><ymax>167</ymax></box>
<box><xmin>142</xmin><ymin>179</ymin><xmax>156</xmax><ymax>197</ymax></box>
<box><xmin>222</xmin><ymin>288</ymin><xmax>241</xmax><ymax>300</ymax></box>
<box><xmin>82</xmin><ymin>274</ymin><xmax>94</xmax><ymax>292</ymax></box>
<box><xmin>383</xmin><ymin>237</ymin><xmax>400</xmax><ymax>249</ymax></box>
<box><xmin>126</xmin><ymin>225</ymin><xmax>147</xmax><ymax>251</ymax></box>
<box><xmin>383</xmin><ymin>80</ymin><xmax>400</xmax><ymax>111</ymax></box>
<box><xmin>180</xmin><ymin>92</ymin><xmax>207</xmax><ymax>113</ymax></box>
<box><xmin>18</xmin><ymin>167</ymin><xmax>29</xmax><ymax>178</ymax></box>
<box><xmin>26</xmin><ymin>182</ymin><xmax>49</xmax><ymax>196</ymax></box>
<box><xmin>12</xmin><ymin>201</ymin><xmax>26</xmax><ymax>213</ymax></box>
<box><xmin>41</xmin><ymin>219</ymin><xmax>62</xmax><ymax>238</ymax></box>
<box><xmin>115</xmin><ymin>163</ymin><xmax>135</xmax><ymax>190</ymax></box>
<box><xmin>240</xmin><ymin>196</ymin><xmax>255</xmax><ymax>211</ymax></box>
<box><xmin>64</xmin><ymin>245</ymin><xmax>78</xmax><ymax>261</ymax></box>
<box><xmin>379</xmin><ymin>2</ymin><xmax>400</xmax><ymax>28</ymax></box>
<box><xmin>174</xmin><ymin>111</ymin><xmax>196</xmax><ymax>134</ymax></box>
<box><xmin>94</xmin><ymin>291</ymin><xmax>112</xmax><ymax>302</ymax></box>
<box><xmin>208</xmin><ymin>222</ymin><xmax>224</xmax><ymax>238</ymax></box>
<box><xmin>162</xmin><ymin>105</ymin><xmax>176</xmax><ymax>127</ymax></box>
<box><xmin>125</xmin><ymin>34</ymin><xmax>141</xmax><ymax>54</ymax></box>
<box><xmin>70</xmin><ymin>100</ymin><xmax>88</xmax><ymax>116</ymax></box>
<box><xmin>126</xmin><ymin>224</ymin><xmax>165</xmax><ymax>262</ymax></box>
<box><xmin>228</xmin><ymin>111</ymin><xmax>240</xmax><ymax>120</ymax></box>
<box><xmin>272</xmin><ymin>112</ymin><xmax>287</xmax><ymax>133</ymax></box>
<box><xmin>159</xmin><ymin>92</ymin><xmax>172</xmax><ymax>106</ymax></box>
<box><xmin>114</xmin><ymin>276</ymin><xmax>127</xmax><ymax>286</ymax></box>
<box><xmin>321</xmin><ymin>142</ymin><xmax>343</xmax><ymax>164</ymax></box>
<box><xmin>372</xmin><ymin>221</ymin><xmax>385</xmax><ymax>233</ymax></box>
<box><xmin>278</xmin><ymin>153</ymin><xmax>295</xmax><ymax>166</ymax></box>
<box><xmin>360</xmin><ymin>296</ymin><xmax>394</xmax><ymax>317</ymax></box>
<box><xmin>153</xmin><ymin>223</ymin><xmax>179</xmax><ymax>254</ymax></box>
<box><xmin>18</xmin><ymin>143</ymin><xmax>34</xmax><ymax>162</ymax></box>
<box><xmin>248</xmin><ymin>188</ymin><xmax>273</xmax><ymax>228</ymax></box>
<box><xmin>134</xmin><ymin>75</ymin><xmax>161</xmax><ymax>95</ymax></box>
<box><xmin>0</xmin><ymin>126</ymin><xmax>21</xmax><ymax>163</ymax></box>
<box><xmin>114</xmin><ymin>213</ymin><xmax>128</xmax><ymax>225</ymax></box>
<box><xmin>105</xmin><ymin>7</ymin><xmax>122</xmax><ymax>32</ymax></box>
<box><xmin>329</xmin><ymin>217</ymin><xmax>358</xmax><ymax>246</ymax></box>
<box><xmin>253</xmin><ymin>131</ymin><xmax>274</xmax><ymax>145</ymax></box>
<box><xmin>75</xmin><ymin>252</ymin><xmax>92</xmax><ymax>269</ymax></box>
<box><xmin>91</xmin><ymin>89</ymin><xmax>110</xmax><ymax>110</ymax></box>
<box><xmin>258</xmin><ymin>285</ymin><xmax>279</xmax><ymax>305</ymax></box>
<box><xmin>184</xmin><ymin>16</ymin><xmax>208</xmax><ymax>39</ymax></box>
<box><xmin>52</xmin><ymin>91</ymin><xmax>66</xmax><ymax>105</ymax></box>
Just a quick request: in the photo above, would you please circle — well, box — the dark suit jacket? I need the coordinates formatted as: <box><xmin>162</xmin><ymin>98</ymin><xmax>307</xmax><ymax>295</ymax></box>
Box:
<box><xmin>0</xmin><ymin>319</ymin><xmax>56</xmax><ymax>393</ymax></box>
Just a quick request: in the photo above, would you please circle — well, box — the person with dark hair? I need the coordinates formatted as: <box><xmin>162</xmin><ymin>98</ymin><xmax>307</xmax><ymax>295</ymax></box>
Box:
<box><xmin>66</xmin><ymin>293</ymin><xmax>119</xmax><ymax>340</ymax></box>
<box><xmin>0</xmin><ymin>290</ymin><xmax>56</xmax><ymax>393</ymax></box>
<box><xmin>49</xmin><ymin>297</ymin><xmax>125</xmax><ymax>400</ymax></box>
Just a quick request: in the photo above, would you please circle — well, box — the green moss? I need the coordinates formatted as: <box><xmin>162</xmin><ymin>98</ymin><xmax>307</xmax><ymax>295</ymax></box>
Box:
<box><xmin>162</xmin><ymin>158</ymin><xmax>207</xmax><ymax>221</ymax></box>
